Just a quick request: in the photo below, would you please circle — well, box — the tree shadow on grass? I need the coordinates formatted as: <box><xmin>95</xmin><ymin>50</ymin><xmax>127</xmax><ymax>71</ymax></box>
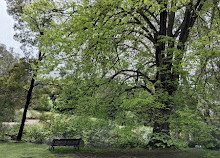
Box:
<box><xmin>51</xmin><ymin>147</ymin><xmax>209</xmax><ymax>158</ymax></box>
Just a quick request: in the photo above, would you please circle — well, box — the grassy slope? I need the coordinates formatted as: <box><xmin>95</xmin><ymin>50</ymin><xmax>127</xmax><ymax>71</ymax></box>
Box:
<box><xmin>0</xmin><ymin>142</ymin><xmax>219</xmax><ymax>158</ymax></box>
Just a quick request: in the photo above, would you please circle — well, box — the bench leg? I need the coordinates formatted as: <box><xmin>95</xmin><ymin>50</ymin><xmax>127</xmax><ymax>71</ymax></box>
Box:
<box><xmin>73</xmin><ymin>145</ymin><xmax>79</xmax><ymax>150</ymax></box>
<box><xmin>49</xmin><ymin>146</ymin><xmax>54</xmax><ymax>151</ymax></box>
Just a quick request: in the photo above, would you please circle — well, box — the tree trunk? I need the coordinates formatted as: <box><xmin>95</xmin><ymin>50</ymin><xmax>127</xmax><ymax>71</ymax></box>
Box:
<box><xmin>16</xmin><ymin>47</ymin><xmax>43</xmax><ymax>141</ymax></box>
<box><xmin>148</xmin><ymin>106</ymin><xmax>173</xmax><ymax>148</ymax></box>
<box><xmin>16</xmin><ymin>77</ymin><xmax>35</xmax><ymax>141</ymax></box>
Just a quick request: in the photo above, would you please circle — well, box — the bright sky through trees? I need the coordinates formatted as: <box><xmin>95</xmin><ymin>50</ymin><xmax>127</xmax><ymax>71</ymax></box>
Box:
<box><xmin>0</xmin><ymin>0</ymin><xmax>21</xmax><ymax>55</ymax></box>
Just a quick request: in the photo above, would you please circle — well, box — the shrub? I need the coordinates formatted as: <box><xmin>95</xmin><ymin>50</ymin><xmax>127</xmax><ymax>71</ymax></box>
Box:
<box><xmin>0</xmin><ymin>125</ymin><xmax>8</xmax><ymax>140</ymax></box>
<box><xmin>109</xmin><ymin>126</ymin><xmax>149</xmax><ymax>148</ymax></box>
<box><xmin>47</xmin><ymin>115</ymin><xmax>150</xmax><ymax>148</ymax></box>
<box><xmin>2</xmin><ymin>114</ymin><xmax>152</xmax><ymax>148</ymax></box>
<box><xmin>48</xmin><ymin>115</ymin><xmax>114</xmax><ymax>147</ymax></box>
<box><xmin>23</xmin><ymin>123</ymin><xmax>50</xmax><ymax>144</ymax></box>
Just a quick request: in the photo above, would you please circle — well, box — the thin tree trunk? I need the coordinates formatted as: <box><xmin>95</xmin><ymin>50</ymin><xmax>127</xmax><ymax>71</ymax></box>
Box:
<box><xmin>16</xmin><ymin>76</ymin><xmax>35</xmax><ymax>141</ymax></box>
<box><xmin>16</xmin><ymin>31</ymin><xmax>43</xmax><ymax>140</ymax></box>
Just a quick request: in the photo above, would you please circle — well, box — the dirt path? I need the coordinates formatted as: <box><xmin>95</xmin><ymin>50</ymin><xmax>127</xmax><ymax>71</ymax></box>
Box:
<box><xmin>2</xmin><ymin>119</ymin><xmax>40</xmax><ymax>126</ymax></box>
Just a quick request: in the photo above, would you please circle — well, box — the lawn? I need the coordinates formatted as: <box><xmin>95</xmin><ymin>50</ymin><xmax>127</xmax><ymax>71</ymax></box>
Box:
<box><xmin>0</xmin><ymin>142</ymin><xmax>219</xmax><ymax>158</ymax></box>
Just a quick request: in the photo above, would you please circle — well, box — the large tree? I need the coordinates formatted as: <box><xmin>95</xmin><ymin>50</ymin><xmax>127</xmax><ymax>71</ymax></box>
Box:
<box><xmin>7</xmin><ymin>0</ymin><xmax>214</xmax><ymax>148</ymax></box>
<box><xmin>39</xmin><ymin>0</ymin><xmax>219</xmax><ymax>147</ymax></box>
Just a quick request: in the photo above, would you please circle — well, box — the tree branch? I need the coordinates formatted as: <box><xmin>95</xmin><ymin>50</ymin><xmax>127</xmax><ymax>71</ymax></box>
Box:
<box><xmin>109</xmin><ymin>69</ymin><xmax>155</xmax><ymax>84</ymax></box>
<box><xmin>125</xmin><ymin>85</ymin><xmax>154</xmax><ymax>95</ymax></box>
<box><xmin>133</xmin><ymin>17</ymin><xmax>156</xmax><ymax>44</ymax></box>
<box><xmin>137</xmin><ymin>9</ymin><xmax>158</xmax><ymax>33</ymax></box>
<box><xmin>167</xmin><ymin>1</ymin><xmax>175</xmax><ymax>37</ymax></box>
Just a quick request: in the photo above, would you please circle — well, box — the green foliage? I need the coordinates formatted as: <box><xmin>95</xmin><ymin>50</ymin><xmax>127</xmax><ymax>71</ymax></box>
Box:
<box><xmin>23</xmin><ymin>124</ymin><xmax>50</xmax><ymax>144</ymax></box>
<box><xmin>0</xmin><ymin>55</ymin><xmax>31</xmax><ymax>125</ymax></box>
<box><xmin>13</xmin><ymin>114</ymin><xmax>151</xmax><ymax>148</ymax></box>
<box><xmin>48</xmin><ymin>115</ymin><xmax>115</xmax><ymax>147</ymax></box>
<box><xmin>4</xmin><ymin>0</ymin><xmax>220</xmax><ymax>148</ymax></box>
<box><xmin>0</xmin><ymin>45</ymin><xmax>17</xmax><ymax>123</ymax></box>
<box><xmin>109</xmin><ymin>126</ymin><xmax>150</xmax><ymax>148</ymax></box>
<box><xmin>37</xmin><ymin>0</ymin><xmax>219</xmax><ymax>147</ymax></box>
<box><xmin>170</xmin><ymin>88</ymin><xmax>220</xmax><ymax>149</ymax></box>
<box><xmin>32</xmin><ymin>94</ymin><xmax>53</xmax><ymax>111</ymax></box>
<box><xmin>0</xmin><ymin>125</ymin><xmax>8</xmax><ymax>140</ymax></box>
<box><xmin>3</xmin><ymin>124</ymin><xmax>20</xmax><ymax>138</ymax></box>
<box><xmin>0</xmin><ymin>44</ymin><xmax>17</xmax><ymax>76</ymax></box>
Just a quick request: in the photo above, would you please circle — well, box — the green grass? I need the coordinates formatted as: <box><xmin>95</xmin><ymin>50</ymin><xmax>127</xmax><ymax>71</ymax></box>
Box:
<box><xmin>0</xmin><ymin>142</ymin><xmax>219</xmax><ymax>158</ymax></box>
<box><xmin>0</xmin><ymin>142</ymin><xmax>74</xmax><ymax>158</ymax></box>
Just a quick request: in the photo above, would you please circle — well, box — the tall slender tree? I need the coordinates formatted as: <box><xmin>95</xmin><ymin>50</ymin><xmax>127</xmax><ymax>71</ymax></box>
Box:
<box><xmin>5</xmin><ymin>0</ymin><xmax>57</xmax><ymax>140</ymax></box>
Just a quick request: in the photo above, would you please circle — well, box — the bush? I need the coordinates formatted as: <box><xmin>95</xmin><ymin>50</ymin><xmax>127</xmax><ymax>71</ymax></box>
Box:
<box><xmin>109</xmin><ymin>126</ymin><xmax>150</xmax><ymax>148</ymax></box>
<box><xmin>0</xmin><ymin>125</ymin><xmax>8</xmax><ymax>140</ymax></box>
<box><xmin>48</xmin><ymin>116</ymin><xmax>114</xmax><ymax>147</ymax></box>
<box><xmin>47</xmin><ymin>115</ymin><xmax>150</xmax><ymax>148</ymax></box>
<box><xmin>23</xmin><ymin>124</ymin><xmax>50</xmax><ymax>144</ymax></box>
<box><xmin>2</xmin><ymin>114</ymin><xmax>152</xmax><ymax>148</ymax></box>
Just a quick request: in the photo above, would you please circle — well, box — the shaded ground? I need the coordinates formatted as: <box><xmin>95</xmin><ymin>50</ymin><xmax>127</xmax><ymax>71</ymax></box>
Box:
<box><xmin>52</xmin><ymin>146</ymin><xmax>220</xmax><ymax>158</ymax></box>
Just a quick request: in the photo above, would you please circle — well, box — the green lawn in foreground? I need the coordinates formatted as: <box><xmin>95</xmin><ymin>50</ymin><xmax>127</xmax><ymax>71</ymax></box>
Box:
<box><xmin>0</xmin><ymin>142</ymin><xmax>219</xmax><ymax>158</ymax></box>
<box><xmin>0</xmin><ymin>142</ymin><xmax>74</xmax><ymax>158</ymax></box>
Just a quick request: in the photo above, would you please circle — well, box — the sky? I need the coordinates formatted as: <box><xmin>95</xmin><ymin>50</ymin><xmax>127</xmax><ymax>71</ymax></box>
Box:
<box><xmin>0</xmin><ymin>0</ymin><xmax>22</xmax><ymax>56</ymax></box>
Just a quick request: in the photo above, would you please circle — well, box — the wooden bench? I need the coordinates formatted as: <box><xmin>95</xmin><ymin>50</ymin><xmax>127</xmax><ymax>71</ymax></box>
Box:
<box><xmin>49</xmin><ymin>138</ymin><xmax>82</xmax><ymax>151</ymax></box>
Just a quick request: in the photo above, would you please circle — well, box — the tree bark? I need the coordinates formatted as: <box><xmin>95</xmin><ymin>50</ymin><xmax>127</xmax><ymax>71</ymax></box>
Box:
<box><xmin>148</xmin><ymin>100</ymin><xmax>173</xmax><ymax>148</ymax></box>
<box><xmin>147</xmin><ymin>0</ymin><xmax>206</xmax><ymax>147</ymax></box>
<box><xmin>16</xmin><ymin>76</ymin><xmax>35</xmax><ymax>141</ymax></box>
<box><xmin>17</xmin><ymin>50</ymin><xmax>43</xmax><ymax>141</ymax></box>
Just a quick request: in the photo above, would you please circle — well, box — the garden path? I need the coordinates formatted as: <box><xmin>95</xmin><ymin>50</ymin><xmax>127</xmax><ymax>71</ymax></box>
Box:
<box><xmin>2</xmin><ymin>119</ymin><xmax>40</xmax><ymax>126</ymax></box>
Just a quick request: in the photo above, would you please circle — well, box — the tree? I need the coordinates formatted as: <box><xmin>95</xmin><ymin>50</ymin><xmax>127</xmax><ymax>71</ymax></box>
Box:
<box><xmin>0</xmin><ymin>56</ymin><xmax>31</xmax><ymax>127</ymax></box>
<box><xmin>5</xmin><ymin>0</ymin><xmax>58</xmax><ymax>140</ymax></box>
<box><xmin>39</xmin><ymin>0</ymin><xmax>219</xmax><ymax>147</ymax></box>
<box><xmin>0</xmin><ymin>44</ymin><xmax>17</xmax><ymax>125</ymax></box>
<box><xmin>0</xmin><ymin>43</ymin><xmax>17</xmax><ymax>76</ymax></box>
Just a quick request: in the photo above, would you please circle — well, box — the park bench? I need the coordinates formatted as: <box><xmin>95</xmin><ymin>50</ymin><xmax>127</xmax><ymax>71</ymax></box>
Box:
<box><xmin>49</xmin><ymin>138</ymin><xmax>82</xmax><ymax>151</ymax></box>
